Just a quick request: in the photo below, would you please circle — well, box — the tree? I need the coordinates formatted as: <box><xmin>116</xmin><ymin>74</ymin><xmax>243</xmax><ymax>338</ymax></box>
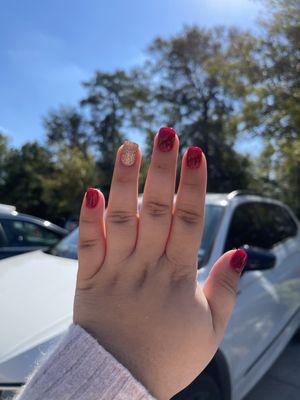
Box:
<box><xmin>144</xmin><ymin>27</ymin><xmax>254</xmax><ymax>191</ymax></box>
<box><xmin>241</xmin><ymin>0</ymin><xmax>300</xmax><ymax>215</ymax></box>
<box><xmin>0</xmin><ymin>133</ymin><xmax>10</xmax><ymax>188</ymax></box>
<box><xmin>44</xmin><ymin>106</ymin><xmax>90</xmax><ymax>155</ymax></box>
<box><xmin>42</xmin><ymin>147</ymin><xmax>98</xmax><ymax>221</ymax></box>
<box><xmin>80</xmin><ymin>70</ymin><xmax>149</xmax><ymax>195</ymax></box>
<box><xmin>0</xmin><ymin>142</ymin><xmax>54</xmax><ymax>219</ymax></box>
<box><xmin>4</xmin><ymin>2</ymin><xmax>297</xmax><ymax>219</ymax></box>
<box><xmin>242</xmin><ymin>0</ymin><xmax>300</xmax><ymax>141</ymax></box>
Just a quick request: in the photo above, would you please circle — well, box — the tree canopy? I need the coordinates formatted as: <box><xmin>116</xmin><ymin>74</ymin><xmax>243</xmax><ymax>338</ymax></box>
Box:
<box><xmin>0</xmin><ymin>0</ymin><xmax>299</xmax><ymax>223</ymax></box>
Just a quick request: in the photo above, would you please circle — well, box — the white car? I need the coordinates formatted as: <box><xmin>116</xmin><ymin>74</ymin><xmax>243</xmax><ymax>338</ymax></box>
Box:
<box><xmin>0</xmin><ymin>191</ymin><xmax>300</xmax><ymax>400</ymax></box>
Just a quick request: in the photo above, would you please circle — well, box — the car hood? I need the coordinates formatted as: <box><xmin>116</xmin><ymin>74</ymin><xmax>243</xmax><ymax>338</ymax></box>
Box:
<box><xmin>0</xmin><ymin>250</ymin><xmax>77</xmax><ymax>364</ymax></box>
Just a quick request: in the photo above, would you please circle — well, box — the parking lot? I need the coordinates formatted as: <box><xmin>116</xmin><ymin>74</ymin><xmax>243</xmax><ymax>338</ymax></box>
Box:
<box><xmin>245</xmin><ymin>336</ymin><xmax>300</xmax><ymax>400</ymax></box>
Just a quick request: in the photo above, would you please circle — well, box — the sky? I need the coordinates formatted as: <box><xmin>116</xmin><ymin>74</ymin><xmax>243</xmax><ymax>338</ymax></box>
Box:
<box><xmin>0</xmin><ymin>0</ymin><xmax>263</xmax><ymax>153</ymax></box>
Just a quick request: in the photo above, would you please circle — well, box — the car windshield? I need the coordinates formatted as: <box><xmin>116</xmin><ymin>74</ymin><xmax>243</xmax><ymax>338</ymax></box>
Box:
<box><xmin>48</xmin><ymin>204</ymin><xmax>224</xmax><ymax>265</ymax></box>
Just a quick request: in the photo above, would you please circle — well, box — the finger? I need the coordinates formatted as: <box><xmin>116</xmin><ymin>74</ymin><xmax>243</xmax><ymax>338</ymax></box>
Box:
<box><xmin>166</xmin><ymin>147</ymin><xmax>206</xmax><ymax>269</ymax></box>
<box><xmin>137</xmin><ymin>127</ymin><xmax>179</xmax><ymax>261</ymax></box>
<box><xmin>203</xmin><ymin>249</ymin><xmax>248</xmax><ymax>338</ymax></box>
<box><xmin>105</xmin><ymin>141</ymin><xmax>141</xmax><ymax>264</ymax></box>
<box><xmin>78</xmin><ymin>188</ymin><xmax>106</xmax><ymax>282</ymax></box>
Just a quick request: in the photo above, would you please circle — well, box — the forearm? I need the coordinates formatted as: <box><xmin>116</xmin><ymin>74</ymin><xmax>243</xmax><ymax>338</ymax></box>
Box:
<box><xmin>16</xmin><ymin>325</ymin><xmax>155</xmax><ymax>400</ymax></box>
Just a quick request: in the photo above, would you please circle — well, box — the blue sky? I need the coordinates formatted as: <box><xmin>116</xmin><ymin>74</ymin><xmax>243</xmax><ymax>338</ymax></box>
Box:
<box><xmin>0</xmin><ymin>0</ymin><xmax>263</xmax><ymax>153</ymax></box>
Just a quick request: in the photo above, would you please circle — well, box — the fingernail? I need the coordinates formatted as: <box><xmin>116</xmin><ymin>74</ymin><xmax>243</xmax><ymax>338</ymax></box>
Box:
<box><xmin>86</xmin><ymin>188</ymin><xmax>100</xmax><ymax>208</ymax></box>
<box><xmin>230</xmin><ymin>249</ymin><xmax>248</xmax><ymax>273</ymax></box>
<box><xmin>186</xmin><ymin>147</ymin><xmax>203</xmax><ymax>169</ymax></box>
<box><xmin>121</xmin><ymin>140</ymin><xmax>139</xmax><ymax>166</ymax></box>
<box><xmin>157</xmin><ymin>127</ymin><xmax>176</xmax><ymax>152</ymax></box>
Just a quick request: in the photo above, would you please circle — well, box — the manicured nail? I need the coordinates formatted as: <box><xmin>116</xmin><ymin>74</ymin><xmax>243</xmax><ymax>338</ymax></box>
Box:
<box><xmin>186</xmin><ymin>146</ymin><xmax>203</xmax><ymax>169</ymax></box>
<box><xmin>157</xmin><ymin>127</ymin><xmax>176</xmax><ymax>152</ymax></box>
<box><xmin>230</xmin><ymin>249</ymin><xmax>248</xmax><ymax>273</ymax></box>
<box><xmin>86</xmin><ymin>188</ymin><xmax>100</xmax><ymax>208</ymax></box>
<box><xmin>121</xmin><ymin>140</ymin><xmax>139</xmax><ymax>166</ymax></box>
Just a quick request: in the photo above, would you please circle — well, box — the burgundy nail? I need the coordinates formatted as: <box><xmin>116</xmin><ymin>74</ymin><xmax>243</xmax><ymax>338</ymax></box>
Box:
<box><xmin>157</xmin><ymin>127</ymin><xmax>176</xmax><ymax>152</ymax></box>
<box><xmin>230</xmin><ymin>249</ymin><xmax>248</xmax><ymax>273</ymax></box>
<box><xmin>86</xmin><ymin>188</ymin><xmax>100</xmax><ymax>208</ymax></box>
<box><xmin>186</xmin><ymin>147</ymin><xmax>203</xmax><ymax>169</ymax></box>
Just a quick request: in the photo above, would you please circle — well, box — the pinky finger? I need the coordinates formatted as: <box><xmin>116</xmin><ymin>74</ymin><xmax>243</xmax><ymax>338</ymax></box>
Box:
<box><xmin>77</xmin><ymin>188</ymin><xmax>106</xmax><ymax>283</ymax></box>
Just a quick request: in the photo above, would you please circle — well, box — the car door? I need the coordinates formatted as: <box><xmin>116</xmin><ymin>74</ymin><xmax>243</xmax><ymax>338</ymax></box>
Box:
<box><xmin>0</xmin><ymin>219</ymin><xmax>62</xmax><ymax>259</ymax></box>
<box><xmin>220</xmin><ymin>200</ymin><xmax>299</xmax><ymax>387</ymax></box>
<box><xmin>0</xmin><ymin>219</ymin><xmax>32</xmax><ymax>259</ymax></box>
<box><xmin>264</xmin><ymin>203</ymin><xmax>300</xmax><ymax>320</ymax></box>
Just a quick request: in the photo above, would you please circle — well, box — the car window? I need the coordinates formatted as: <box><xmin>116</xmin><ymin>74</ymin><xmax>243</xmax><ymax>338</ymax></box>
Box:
<box><xmin>268</xmin><ymin>205</ymin><xmax>298</xmax><ymax>241</ymax></box>
<box><xmin>224</xmin><ymin>202</ymin><xmax>298</xmax><ymax>252</ymax></box>
<box><xmin>49</xmin><ymin>204</ymin><xmax>225</xmax><ymax>264</ymax></box>
<box><xmin>224</xmin><ymin>203</ymin><xmax>263</xmax><ymax>251</ymax></box>
<box><xmin>1</xmin><ymin>219</ymin><xmax>61</xmax><ymax>247</ymax></box>
<box><xmin>198</xmin><ymin>205</ymin><xmax>224</xmax><ymax>267</ymax></box>
<box><xmin>0</xmin><ymin>223</ymin><xmax>8</xmax><ymax>246</ymax></box>
<box><xmin>49</xmin><ymin>228</ymin><xmax>78</xmax><ymax>259</ymax></box>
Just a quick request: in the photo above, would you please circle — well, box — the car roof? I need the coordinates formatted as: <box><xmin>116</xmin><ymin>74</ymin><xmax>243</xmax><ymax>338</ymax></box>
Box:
<box><xmin>0</xmin><ymin>204</ymin><xmax>16</xmax><ymax>213</ymax></box>
<box><xmin>206</xmin><ymin>192</ymin><xmax>289</xmax><ymax>207</ymax></box>
<box><xmin>138</xmin><ymin>191</ymin><xmax>285</xmax><ymax>207</ymax></box>
<box><xmin>0</xmin><ymin>210</ymin><xmax>67</xmax><ymax>234</ymax></box>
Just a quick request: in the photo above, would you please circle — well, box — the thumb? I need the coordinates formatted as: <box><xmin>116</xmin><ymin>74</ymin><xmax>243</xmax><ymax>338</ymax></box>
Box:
<box><xmin>203</xmin><ymin>249</ymin><xmax>248</xmax><ymax>339</ymax></box>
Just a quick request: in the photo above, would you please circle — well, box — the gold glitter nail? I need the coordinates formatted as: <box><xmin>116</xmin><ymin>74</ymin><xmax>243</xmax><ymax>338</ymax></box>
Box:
<box><xmin>120</xmin><ymin>141</ymin><xmax>139</xmax><ymax>166</ymax></box>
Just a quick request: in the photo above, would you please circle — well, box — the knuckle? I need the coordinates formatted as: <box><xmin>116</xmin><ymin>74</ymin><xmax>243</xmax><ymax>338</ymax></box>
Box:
<box><xmin>144</xmin><ymin>199</ymin><xmax>171</xmax><ymax>218</ymax></box>
<box><xmin>215</xmin><ymin>273</ymin><xmax>237</xmax><ymax>298</ymax></box>
<box><xmin>183</xmin><ymin>180</ymin><xmax>200</xmax><ymax>191</ymax></box>
<box><xmin>80</xmin><ymin>217</ymin><xmax>96</xmax><ymax>225</ymax></box>
<box><xmin>165</xmin><ymin>252</ymin><xmax>196</xmax><ymax>282</ymax></box>
<box><xmin>153</xmin><ymin>160</ymin><xmax>170</xmax><ymax>173</ymax></box>
<box><xmin>114</xmin><ymin>174</ymin><xmax>133</xmax><ymax>185</ymax></box>
<box><xmin>106</xmin><ymin>210</ymin><xmax>137</xmax><ymax>225</ymax></box>
<box><xmin>176</xmin><ymin>206</ymin><xmax>203</xmax><ymax>225</ymax></box>
<box><xmin>78</xmin><ymin>237</ymin><xmax>100</xmax><ymax>250</ymax></box>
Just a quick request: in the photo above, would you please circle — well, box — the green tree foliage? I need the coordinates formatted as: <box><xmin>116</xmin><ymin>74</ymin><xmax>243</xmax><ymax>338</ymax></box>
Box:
<box><xmin>0</xmin><ymin>133</ymin><xmax>9</xmax><ymax>187</ymax></box>
<box><xmin>43</xmin><ymin>71</ymin><xmax>150</xmax><ymax>198</ymax></box>
<box><xmin>44</xmin><ymin>107</ymin><xmax>90</xmax><ymax>155</ymax></box>
<box><xmin>144</xmin><ymin>27</ymin><xmax>253</xmax><ymax>191</ymax></box>
<box><xmin>242</xmin><ymin>0</ymin><xmax>300</xmax><ymax>140</ymax></box>
<box><xmin>241</xmin><ymin>0</ymin><xmax>300</xmax><ymax>215</ymax></box>
<box><xmin>0</xmin><ymin>136</ymin><xmax>98</xmax><ymax>223</ymax></box>
<box><xmin>0</xmin><ymin>142</ymin><xmax>54</xmax><ymax>219</ymax></box>
<box><xmin>1</xmin><ymin>0</ymin><xmax>299</xmax><ymax>221</ymax></box>
<box><xmin>80</xmin><ymin>70</ymin><xmax>149</xmax><ymax>194</ymax></box>
<box><xmin>42</xmin><ymin>147</ymin><xmax>98</xmax><ymax>221</ymax></box>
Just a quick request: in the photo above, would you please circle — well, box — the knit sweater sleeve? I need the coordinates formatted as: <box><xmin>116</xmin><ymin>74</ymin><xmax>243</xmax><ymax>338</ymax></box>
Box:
<box><xmin>15</xmin><ymin>324</ymin><xmax>155</xmax><ymax>400</ymax></box>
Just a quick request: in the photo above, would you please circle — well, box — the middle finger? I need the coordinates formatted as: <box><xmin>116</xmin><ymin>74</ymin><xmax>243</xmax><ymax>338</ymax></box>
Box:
<box><xmin>136</xmin><ymin>127</ymin><xmax>179</xmax><ymax>261</ymax></box>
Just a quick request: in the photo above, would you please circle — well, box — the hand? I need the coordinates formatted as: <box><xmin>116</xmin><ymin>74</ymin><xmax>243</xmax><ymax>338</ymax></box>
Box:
<box><xmin>73</xmin><ymin>128</ymin><xmax>247</xmax><ymax>399</ymax></box>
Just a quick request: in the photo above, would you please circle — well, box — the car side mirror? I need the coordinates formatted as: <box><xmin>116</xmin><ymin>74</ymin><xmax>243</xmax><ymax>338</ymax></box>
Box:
<box><xmin>241</xmin><ymin>245</ymin><xmax>276</xmax><ymax>272</ymax></box>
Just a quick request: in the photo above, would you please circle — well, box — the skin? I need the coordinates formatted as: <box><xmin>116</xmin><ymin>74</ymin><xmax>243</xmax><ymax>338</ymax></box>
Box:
<box><xmin>73</xmin><ymin>131</ymin><xmax>244</xmax><ymax>399</ymax></box>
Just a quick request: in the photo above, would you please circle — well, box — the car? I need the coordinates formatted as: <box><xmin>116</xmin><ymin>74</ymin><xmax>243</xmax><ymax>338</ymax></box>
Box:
<box><xmin>64</xmin><ymin>216</ymin><xmax>79</xmax><ymax>232</ymax></box>
<box><xmin>0</xmin><ymin>205</ymin><xmax>68</xmax><ymax>259</ymax></box>
<box><xmin>0</xmin><ymin>191</ymin><xmax>299</xmax><ymax>400</ymax></box>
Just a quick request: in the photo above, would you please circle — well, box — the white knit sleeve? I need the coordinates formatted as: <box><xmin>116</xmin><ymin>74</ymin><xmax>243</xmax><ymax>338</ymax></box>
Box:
<box><xmin>16</xmin><ymin>324</ymin><xmax>155</xmax><ymax>400</ymax></box>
